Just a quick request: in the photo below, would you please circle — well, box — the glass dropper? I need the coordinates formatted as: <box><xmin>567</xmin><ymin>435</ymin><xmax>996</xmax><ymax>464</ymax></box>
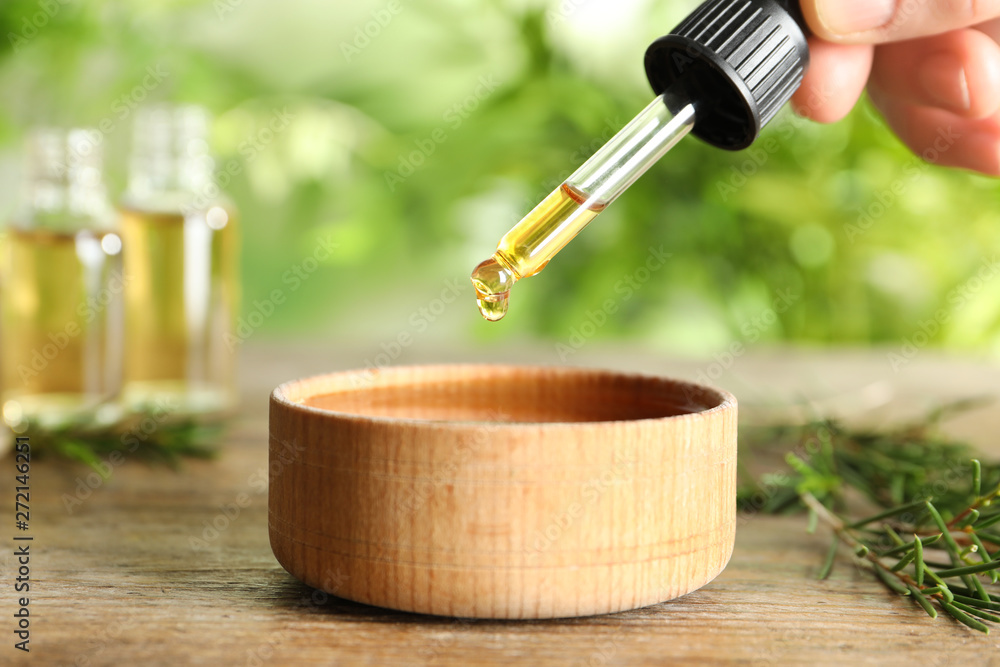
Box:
<box><xmin>471</xmin><ymin>95</ymin><xmax>696</xmax><ymax>321</ymax></box>
<box><xmin>469</xmin><ymin>0</ymin><xmax>812</xmax><ymax>322</ymax></box>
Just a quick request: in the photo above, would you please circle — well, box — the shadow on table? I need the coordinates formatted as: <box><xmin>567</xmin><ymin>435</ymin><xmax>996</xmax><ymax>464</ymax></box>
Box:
<box><xmin>259</xmin><ymin>565</ymin><xmax>696</xmax><ymax>629</ymax></box>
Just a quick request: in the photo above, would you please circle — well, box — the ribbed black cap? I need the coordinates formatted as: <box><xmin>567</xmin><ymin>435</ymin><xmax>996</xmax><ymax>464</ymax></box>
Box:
<box><xmin>645</xmin><ymin>0</ymin><xmax>810</xmax><ymax>150</ymax></box>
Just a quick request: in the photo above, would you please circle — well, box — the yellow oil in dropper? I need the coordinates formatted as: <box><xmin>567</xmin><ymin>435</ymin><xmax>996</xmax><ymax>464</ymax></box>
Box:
<box><xmin>471</xmin><ymin>96</ymin><xmax>695</xmax><ymax>321</ymax></box>
<box><xmin>472</xmin><ymin>183</ymin><xmax>605</xmax><ymax>321</ymax></box>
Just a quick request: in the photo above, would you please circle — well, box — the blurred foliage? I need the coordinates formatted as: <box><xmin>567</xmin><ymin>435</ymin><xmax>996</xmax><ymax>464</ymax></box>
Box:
<box><xmin>0</xmin><ymin>0</ymin><xmax>998</xmax><ymax>355</ymax></box>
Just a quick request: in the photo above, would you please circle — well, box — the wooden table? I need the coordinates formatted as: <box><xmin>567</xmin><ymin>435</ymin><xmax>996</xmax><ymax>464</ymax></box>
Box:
<box><xmin>4</xmin><ymin>343</ymin><xmax>999</xmax><ymax>666</ymax></box>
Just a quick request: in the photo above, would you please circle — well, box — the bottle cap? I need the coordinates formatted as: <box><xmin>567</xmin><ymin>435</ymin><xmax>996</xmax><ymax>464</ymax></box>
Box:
<box><xmin>645</xmin><ymin>0</ymin><xmax>810</xmax><ymax>150</ymax></box>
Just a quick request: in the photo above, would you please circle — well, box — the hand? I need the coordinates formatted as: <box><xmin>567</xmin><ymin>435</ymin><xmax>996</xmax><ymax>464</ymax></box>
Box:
<box><xmin>791</xmin><ymin>0</ymin><xmax>1000</xmax><ymax>176</ymax></box>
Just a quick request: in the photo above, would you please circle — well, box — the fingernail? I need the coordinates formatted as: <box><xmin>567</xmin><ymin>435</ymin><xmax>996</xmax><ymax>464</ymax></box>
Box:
<box><xmin>817</xmin><ymin>0</ymin><xmax>895</xmax><ymax>35</ymax></box>
<box><xmin>919</xmin><ymin>54</ymin><xmax>971</xmax><ymax>112</ymax></box>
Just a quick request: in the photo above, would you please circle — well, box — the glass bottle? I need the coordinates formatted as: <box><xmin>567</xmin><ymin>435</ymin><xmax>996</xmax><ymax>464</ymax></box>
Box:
<box><xmin>119</xmin><ymin>104</ymin><xmax>239</xmax><ymax>416</ymax></box>
<box><xmin>0</xmin><ymin>128</ymin><xmax>122</xmax><ymax>428</ymax></box>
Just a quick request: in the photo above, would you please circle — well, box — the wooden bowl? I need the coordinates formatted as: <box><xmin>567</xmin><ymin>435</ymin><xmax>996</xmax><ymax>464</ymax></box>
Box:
<box><xmin>268</xmin><ymin>365</ymin><xmax>737</xmax><ymax>619</ymax></box>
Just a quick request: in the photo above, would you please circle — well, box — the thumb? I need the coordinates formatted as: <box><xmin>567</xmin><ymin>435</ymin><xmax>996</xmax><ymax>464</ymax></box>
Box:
<box><xmin>801</xmin><ymin>0</ymin><xmax>1000</xmax><ymax>43</ymax></box>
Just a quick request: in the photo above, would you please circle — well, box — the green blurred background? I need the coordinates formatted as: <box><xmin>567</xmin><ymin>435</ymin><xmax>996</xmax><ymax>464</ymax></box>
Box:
<box><xmin>1</xmin><ymin>0</ymin><xmax>999</xmax><ymax>358</ymax></box>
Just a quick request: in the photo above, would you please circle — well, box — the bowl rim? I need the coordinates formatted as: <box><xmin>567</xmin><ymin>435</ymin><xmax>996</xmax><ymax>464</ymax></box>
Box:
<box><xmin>269</xmin><ymin>363</ymin><xmax>737</xmax><ymax>430</ymax></box>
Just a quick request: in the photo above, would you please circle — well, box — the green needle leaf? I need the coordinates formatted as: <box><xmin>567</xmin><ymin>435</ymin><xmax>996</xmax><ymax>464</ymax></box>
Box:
<box><xmin>874</xmin><ymin>566</ymin><xmax>909</xmax><ymax>595</ymax></box>
<box><xmin>884</xmin><ymin>525</ymin><xmax>905</xmax><ymax>547</ymax></box>
<box><xmin>925</xmin><ymin>571</ymin><xmax>955</xmax><ymax>602</ymax></box>
<box><xmin>967</xmin><ymin>534</ymin><xmax>998</xmax><ymax>585</ymax></box>
<box><xmin>948</xmin><ymin>586</ymin><xmax>999</xmax><ymax>603</ymax></box>
<box><xmin>880</xmin><ymin>534</ymin><xmax>940</xmax><ymax>558</ymax></box>
<box><xmin>952</xmin><ymin>594</ymin><xmax>1000</xmax><ymax>612</ymax></box>
<box><xmin>925</xmin><ymin>501</ymin><xmax>962</xmax><ymax>561</ymax></box>
<box><xmin>846</xmin><ymin>500</ymin><xmax>927</xmax><ymax>529</ymax></box>
<box><xmin>926</xmin><ymin>502</ymin><xmax>992</xmax><ymax>601</ymax></box>
<box><xmin>933</xmin><ymin>559</ymin><xmax>1000</xmax><ymax>578</ymax></box>
<box><xmin>914</xmin><ymin>534</ymin><xmax>925</xmax><ymax>587</ymax></box>
<box><xmin>942</xmin><ymin>602</ymin><xmax>990</xmax><ymax>634</ymax></box>
<box><xmin>785</xmin><ymin>452</ymin><xmax>817</xmax><ymax>477</ymax></box>
<box><xmin>907</xmin><ymin>585</ymin><xmax>938</xmax><ymax>619</ymax></box>
<box><xmin>890</xmin><ymin>550</ymin><xmax>917</xmax><ymax>573</ymax></box>
<box><xmin>951</xmin><ymin>601</ymin><xmax>1000</xmax><ymax>624</ymax></box>
<box><xmin>818</xmin><ymin>536</ymin><xmax>838</xmax><ymax>580</ymax></box>
<box><xmin>955</xmin><ymin>509</ymin><xmax>980</xmax><ymax>530</ymax></box>
<box><xmin>969</xmin><ymin>575</ymin><xmax>992</xmax><ymax>603</ymax></box>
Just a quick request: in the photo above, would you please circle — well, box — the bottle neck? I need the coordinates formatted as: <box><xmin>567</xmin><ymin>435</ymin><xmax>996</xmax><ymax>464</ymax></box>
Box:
<box><xmin>18</xmin><ymin>128</ymin><xmax>113</xmax><ymax>232</ymax></box>
<box><xmin>125</xmin><ymin>105</ymin><xmax>216</xmax><ymax>212</ymax></box>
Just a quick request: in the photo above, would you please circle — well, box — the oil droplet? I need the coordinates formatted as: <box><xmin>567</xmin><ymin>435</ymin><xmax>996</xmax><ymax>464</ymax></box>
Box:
<box><xmin>476</xmin><ymin>292</ymin><xmax>509</xmax><ymax>321</ymax></box>
<box><xmin>470</xmin><ymin>256</ymin><xmax>517</xmax><ymax>322</ymax></box>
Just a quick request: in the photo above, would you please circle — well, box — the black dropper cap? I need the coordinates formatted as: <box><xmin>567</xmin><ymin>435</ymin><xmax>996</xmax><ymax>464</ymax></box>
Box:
<box><xmin>645</xmin><ymin>0</ymin><xmax>810</xmax><ymax>151</ymax></box>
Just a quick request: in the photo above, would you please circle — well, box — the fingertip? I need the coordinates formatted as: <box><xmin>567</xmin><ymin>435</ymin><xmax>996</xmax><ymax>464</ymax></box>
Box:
<box><xmin>931</xmin><ymin>129</ymin><xmax>1000</xmax><ymax>175</ymax></box>
<box><xmin>791</xmin><ymin>39</ymin><xmax>874</xmax><ymax>123</ymax></box>
<box><xmin>868</xmin><ymin>97</ymin><xmax>1000</xmax><ymax>176</ymax></box>
<box><xmin>964</xmin><ymin>132</ymin><xmax>1000</xmax><ymax>176</ymax></box>
<box><xmin>870</xmin><ymin>29</ymin><xmax>1000</xmax><ymax>120</ymax></box>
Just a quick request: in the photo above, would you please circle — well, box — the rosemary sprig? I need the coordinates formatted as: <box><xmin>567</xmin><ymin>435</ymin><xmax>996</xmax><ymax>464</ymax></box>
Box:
<box><xmin>739</xmin><ymin>401</ymin><xmax>1000</xmax><ymax>633</ymax></box>
<box><xmin>800</xmin><ymin>487</ymin><xmax>1000</xmax><ymax>632</ymax></box>
<box><xmin>10</xmin><ymin>406</ymin><xmax>223</xmax><ymax>467</ymax></box>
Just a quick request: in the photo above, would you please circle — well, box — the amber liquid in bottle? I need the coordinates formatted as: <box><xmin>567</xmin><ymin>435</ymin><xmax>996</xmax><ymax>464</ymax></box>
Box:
<box><xmin>119</xmin><ymin>205</ymin><xmax>239</xmax><ymax>414</ymax></box>
<box><xmin>0</xmin><ymin>227</ymin><xmax>120</xmax><ymax>418</ymax></box>
<box><xmin>471</xmin><ymin>183</ymin><xmax>606</xmax><ymax>321</ymax></box>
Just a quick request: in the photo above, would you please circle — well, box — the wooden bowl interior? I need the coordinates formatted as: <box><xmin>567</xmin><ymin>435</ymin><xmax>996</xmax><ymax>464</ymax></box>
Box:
<box><xmin>281</xmin><ymin>366</ymin><xmax>726</xmax><ymax>423</ymax></box>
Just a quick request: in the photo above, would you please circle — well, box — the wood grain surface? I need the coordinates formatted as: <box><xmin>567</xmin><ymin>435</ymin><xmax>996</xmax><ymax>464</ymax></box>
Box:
<box><xmin>2</xmin><ymin>343</ymin><xmax>999</xmax><ymax>665</ymax></box>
